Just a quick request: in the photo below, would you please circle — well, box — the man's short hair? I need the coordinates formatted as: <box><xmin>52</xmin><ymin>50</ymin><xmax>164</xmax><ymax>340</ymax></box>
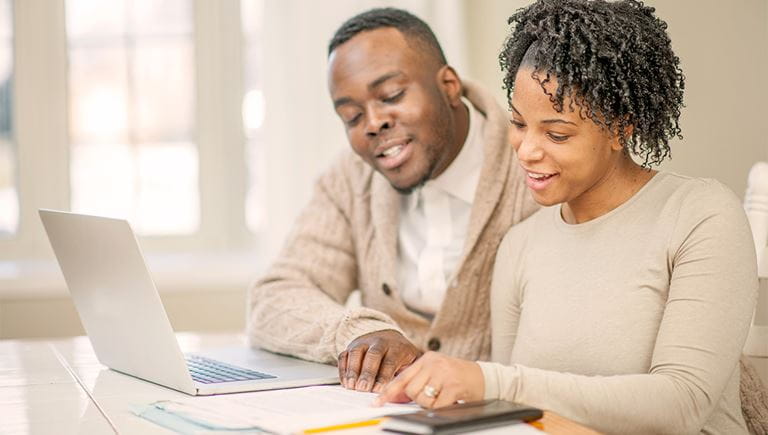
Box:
<box><xmin>328</xmin><ymin>7</ymin><xmax>447</xmax><ymax>66</ymax></box>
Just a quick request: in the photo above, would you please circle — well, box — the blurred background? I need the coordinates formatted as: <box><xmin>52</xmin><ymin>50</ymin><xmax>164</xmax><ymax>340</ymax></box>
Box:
<box><xmin>0</xmin><ymin>0</ymin><xmax>765</xmax><ymax>338</ymax></box>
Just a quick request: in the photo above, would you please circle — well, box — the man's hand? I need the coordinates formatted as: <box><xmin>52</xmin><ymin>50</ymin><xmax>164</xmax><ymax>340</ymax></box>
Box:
<box><xmin>337</xmin><ymin>330</ymin><xmax>422</xmax><ymax>393</ymax></box>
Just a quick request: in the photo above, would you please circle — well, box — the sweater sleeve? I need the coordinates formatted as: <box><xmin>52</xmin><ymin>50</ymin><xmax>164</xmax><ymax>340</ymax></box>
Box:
<box><xmin>247</xmin><ymin>156</ymin><xmax>403</xmax><ymax>364</ymax></box>
<box><xmin>488</xmin><ymin>226</ymin><xmax>526</xmax><ymax>364</ymax></box>
<box><xmin>479</xmin><ymin>184</ymin><xmax>758</xmax><ymax>435</ymax></box>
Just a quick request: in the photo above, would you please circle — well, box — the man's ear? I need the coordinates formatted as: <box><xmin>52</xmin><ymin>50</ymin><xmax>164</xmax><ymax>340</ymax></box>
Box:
<box><xmin>436</xmin><ymin>65</ymin><xmax>463</xmax><ymax>108</ymax></box>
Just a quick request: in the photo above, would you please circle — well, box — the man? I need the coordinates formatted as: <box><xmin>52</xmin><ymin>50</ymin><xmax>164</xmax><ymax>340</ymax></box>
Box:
<box><xmin>248</xmin><ymin>8</ymin><xmax>537</xmax><ymax>393</ymax></box>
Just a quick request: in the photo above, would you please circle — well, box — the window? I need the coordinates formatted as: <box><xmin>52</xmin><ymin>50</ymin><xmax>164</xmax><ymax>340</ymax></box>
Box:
<box><xmin>0</xmin><ymin>0</ymin><xmax>17</xmax><ymax>236</ymax></box>
<box><xmin>241</xmin><ymin>0</ymin><xmax>265</xmax><ymax>232</ymax></box>
<box><xmin>66</xmin><ymin>0</ymin><xmax>198</xmax><ymax>236</ymax></box>
<box><xmin>1</xmin><ymin>1</ymin><xmax>253</xmax><ymax>264</ymax></box>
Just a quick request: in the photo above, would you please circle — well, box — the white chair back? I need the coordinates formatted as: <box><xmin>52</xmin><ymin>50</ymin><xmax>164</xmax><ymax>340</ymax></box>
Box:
<box><xmin>744</xmin><ymin>162</ymin><xmax>768</xmax><ymax>357</ymax></box>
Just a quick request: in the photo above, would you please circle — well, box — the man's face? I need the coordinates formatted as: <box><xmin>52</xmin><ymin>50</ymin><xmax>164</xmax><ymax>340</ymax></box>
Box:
<box><xmin>328</xmin><ymin>28</ymin><xmax>458</xmax><ymax>193</ymax></box>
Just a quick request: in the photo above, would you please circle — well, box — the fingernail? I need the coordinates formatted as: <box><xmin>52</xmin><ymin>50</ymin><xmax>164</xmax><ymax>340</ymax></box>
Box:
<box><xmin>356</xmin><ymin>380</ymin><xmax>370</xmax><ymax>391</ymax></box>
<box><xmin>372</xmin><ymin>383</ymin><xmax>383</xmax><ymax>393</ymax></box>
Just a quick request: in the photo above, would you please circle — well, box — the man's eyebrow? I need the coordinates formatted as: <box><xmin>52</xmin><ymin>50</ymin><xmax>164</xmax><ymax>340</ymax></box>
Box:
<box><xmin>333</xmin><ymin>71</ymin><xmax>404</xmax><ymax>109</ymax></box>
<box><xmin>510</xmin><ymin>104</ymin><xmax>576</xmax><ymax>126</ymax></box>
<box><xmin>333</xmin><ymin>96</ymin><xmax>353</xmax><ymax>109</ymax></box>
<box><xmin>369</xmin><ymin>71</ymin><xmax>403</xmax><ymax>90</ymax></box>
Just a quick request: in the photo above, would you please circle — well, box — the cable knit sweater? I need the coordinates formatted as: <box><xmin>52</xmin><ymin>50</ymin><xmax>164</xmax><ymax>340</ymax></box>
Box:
<box><xmin>247</xmin><ymin>81</ymin><xmax>539</xmax><ymax>363</ymax></box>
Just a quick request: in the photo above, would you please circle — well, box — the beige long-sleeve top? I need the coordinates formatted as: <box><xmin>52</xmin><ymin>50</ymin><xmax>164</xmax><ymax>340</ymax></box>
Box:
<box><xmin>478</xmin><ymin>172</ymin><xmax>758</xmax><ymax>435</ymax></box>
<box><xmin>248</xmin><ymin>81</ymin><xmax>539</xmax><ymax>364</ymax></box>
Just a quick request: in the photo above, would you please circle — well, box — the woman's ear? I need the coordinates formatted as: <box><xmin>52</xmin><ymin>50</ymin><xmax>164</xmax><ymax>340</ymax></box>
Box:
<box><xmin>436</xmin><ymin>65</ymin><xmax>463</xmax><ymax>108</ymax></box>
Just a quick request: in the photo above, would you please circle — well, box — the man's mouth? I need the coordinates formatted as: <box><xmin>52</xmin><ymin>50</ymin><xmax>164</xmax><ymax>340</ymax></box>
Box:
<box><xmin>375</xmin><ymin>139</ymin><xmax>413</xmax><ymax>170</ymax></box>
<box><xmin>379</xmin><ymin>145</ymin><xmax>404</xmax><ymax>158</ymax></box>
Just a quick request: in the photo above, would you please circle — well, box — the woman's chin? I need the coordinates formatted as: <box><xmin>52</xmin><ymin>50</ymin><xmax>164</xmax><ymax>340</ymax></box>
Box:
<box><xmin>530</xmin><ymin>192</ymin><xmax>563</xmax><ymax>207</ymax></box>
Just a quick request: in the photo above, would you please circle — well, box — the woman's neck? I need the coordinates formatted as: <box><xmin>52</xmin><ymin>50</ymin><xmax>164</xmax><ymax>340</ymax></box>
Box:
<box><xmin>561</xmin><ymin>157</ymin><xmax>656</xmax><ymax>225</ymax></box>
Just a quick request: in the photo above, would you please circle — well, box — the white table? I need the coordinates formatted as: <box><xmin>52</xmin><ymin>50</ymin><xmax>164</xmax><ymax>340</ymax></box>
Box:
<box><xmin>5</xmin><ymin>332</ymin><xmax>760</xmax><ymax>435</ymax></box>
<box><xmin>0</xmin><ymin>333</ymin><xmax>242</xmax><ymax>434</ymax></box>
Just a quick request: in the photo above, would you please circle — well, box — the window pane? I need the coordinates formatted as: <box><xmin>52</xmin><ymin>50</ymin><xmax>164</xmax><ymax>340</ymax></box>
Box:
<box><xmin>70</xmin><ymin>143</ymin><xmax>136</xmax><ymax>218</ymax></box>
<box><xmin>70</xmin><ymin>143</ymin><xmax>198</xmax><ymax>235</ymax></box>
<box><xmin>67</xmin><ymin>0</ymin><xmax>197</xmax><ymax>236</ymax></box>
<box><xmin>135</xmin><ymin>143</ymin><xmax>198</xmax><ymax>234</ymax></box>
<box><xmin>133</xmin><ymin>40</ymin><xmax>194</xmax><ymax>143</ymax></box>
<box><xmin>66</xmin><ymin>0</ymin><xmax>127</xmax><ymax>40</ymax></box>
<box><xmin>242</xmin><ymin>0</ymin><xmax>264</xmax><ymax>233</ymax></box>
<box><xmin>0</xmin><ymin>0</ymin><xmax>17</xmax><ymax>236</ymax></box>
<box><xmin>68</xmin><ymin>47</ymin><xmax>129</xmax><ymax>145</ymax></box>
<box><xmin>131</xmin><ymin>0</ymin><xmax>192</xmax><ymax>36</ymax></box>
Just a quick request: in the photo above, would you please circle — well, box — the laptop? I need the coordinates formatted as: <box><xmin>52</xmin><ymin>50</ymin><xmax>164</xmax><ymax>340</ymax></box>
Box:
<box><xmin>39</xmin><ymin>209</ymin><xmax>340</xmax><ymax>396</ymax></box>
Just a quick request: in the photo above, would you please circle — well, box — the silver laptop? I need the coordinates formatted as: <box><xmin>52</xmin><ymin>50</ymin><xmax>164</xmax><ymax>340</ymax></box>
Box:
<box><xmin>39</xmin><ymin>209</ymin><xmax>339</xmax><ymax>396</ymax></box>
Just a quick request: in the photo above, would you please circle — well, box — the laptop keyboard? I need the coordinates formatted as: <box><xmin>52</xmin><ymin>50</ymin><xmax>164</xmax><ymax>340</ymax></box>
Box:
<box><xmin>185</xmin><ymin>355</ymin><xmax>277</xmax><ymax>384</ymax></box>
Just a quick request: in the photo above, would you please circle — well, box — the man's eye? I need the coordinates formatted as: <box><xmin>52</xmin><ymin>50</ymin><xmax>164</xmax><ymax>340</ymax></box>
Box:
<box><xmin>345</xmin><ymin>114</ymin><xmax>361</xmax><ymax>126</ymax></box>
<box><xmin>382</xmin><ymin>91</ymin><xmax>404</xmax><ymax>103</ymax></box>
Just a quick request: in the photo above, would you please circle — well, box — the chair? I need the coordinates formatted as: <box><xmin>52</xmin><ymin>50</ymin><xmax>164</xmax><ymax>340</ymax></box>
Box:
<box><xmin>742</xmin><ymin>162</ymin><xmax>768</xmax><ymax>435</ymax></box>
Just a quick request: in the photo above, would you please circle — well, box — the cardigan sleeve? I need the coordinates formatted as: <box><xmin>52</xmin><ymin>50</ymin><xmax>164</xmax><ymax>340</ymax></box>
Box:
<box><xmin>247</xmin><ymin>156</ymin><xmax>403</xmax><ymax>364</ymax></box>
<box><xmin>479</xmin><ymin>183</ymin><xmax>758</xmax><ymax>435</ymax></box>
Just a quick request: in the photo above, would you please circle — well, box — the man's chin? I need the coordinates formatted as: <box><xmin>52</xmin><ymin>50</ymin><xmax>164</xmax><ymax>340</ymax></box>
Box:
<box><xmin>389</xmin><ymin>176</ymin><xmax>428</xmax><ymax>195</ymax></box>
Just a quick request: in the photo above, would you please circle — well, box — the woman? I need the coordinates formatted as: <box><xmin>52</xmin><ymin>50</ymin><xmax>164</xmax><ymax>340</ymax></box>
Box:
<box><xmin>375</xmin><ymin>1</ymin><xmax>758</xmax><ymax>433</ymax></box>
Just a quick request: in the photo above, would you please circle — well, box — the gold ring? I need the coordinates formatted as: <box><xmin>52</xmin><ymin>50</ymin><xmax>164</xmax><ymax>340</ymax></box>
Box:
<box><xmin>423</xmin><ymin>384</ymin><xmax>438</xmax><ymax>398</ymax></box>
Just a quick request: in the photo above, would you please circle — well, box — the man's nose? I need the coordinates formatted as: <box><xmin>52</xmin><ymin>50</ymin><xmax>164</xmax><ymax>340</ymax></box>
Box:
<box><xmin>364</xmin><ymin>107</ymin><xmax>392</xmax><ymax>137</ymax></box>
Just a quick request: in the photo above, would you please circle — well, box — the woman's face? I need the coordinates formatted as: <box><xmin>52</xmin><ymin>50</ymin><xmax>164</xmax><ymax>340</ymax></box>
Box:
<box><xmin>508</xmin><ymin>67</ymin><xmax>625</xmax><ymax>208</ymax></box>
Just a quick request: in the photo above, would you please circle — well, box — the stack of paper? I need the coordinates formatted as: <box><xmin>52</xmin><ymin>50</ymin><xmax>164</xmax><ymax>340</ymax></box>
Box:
<box><xmin>133</xmin><ymin>385</ymin><xmax>418</xmax><ymax>434</ymax></box>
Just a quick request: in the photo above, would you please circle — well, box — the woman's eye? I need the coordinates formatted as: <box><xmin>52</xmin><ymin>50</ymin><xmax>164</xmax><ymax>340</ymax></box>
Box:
<box><xmin>548</xmin><ymin>133</ymin><xmax>569</xmax><ymax>142</ymax></box>
<box><xmin>510</xmin><ymin>120</ymin><xmax>525</xmax><ymax>129</ymax></box>
<box><xmin>382</xmin><ymin>91</ymin><xmax>404</xmax><ymax>103</ymax></box>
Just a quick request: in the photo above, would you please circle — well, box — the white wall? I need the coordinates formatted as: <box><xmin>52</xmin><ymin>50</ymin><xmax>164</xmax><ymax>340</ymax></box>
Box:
<box><xmin>465</xmin><ymin>0</ymin><xmax>768</xmax><ymax>196</ymax></box>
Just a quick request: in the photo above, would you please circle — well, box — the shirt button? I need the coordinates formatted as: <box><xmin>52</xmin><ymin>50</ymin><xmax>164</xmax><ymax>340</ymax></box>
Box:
<box><xmin>381</xmin><ymin>283</ymin><xmax>392</xmax><ymax>296</ymax></box>
<box><xmin>427</xmin><ymin>338</ymin><xmax>441</xmax><ymax>351</ymax></box>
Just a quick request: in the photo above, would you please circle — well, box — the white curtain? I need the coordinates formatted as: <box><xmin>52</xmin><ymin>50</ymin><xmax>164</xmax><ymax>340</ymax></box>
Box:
<box><xmin>257</xmin><ymin>0</ymin><xmax>468</xmax><ymax>257</ymax></box>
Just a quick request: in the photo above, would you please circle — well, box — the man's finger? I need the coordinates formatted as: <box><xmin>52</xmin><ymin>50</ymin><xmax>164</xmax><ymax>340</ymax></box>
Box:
<box><xmin>355</xmin><ymin>344</ymin><xmax>385</xmax><ymax>391</ymax></box>
<box><xmin>337</xmin><ymin>350</ymin><xmax>348</xmax><ymax>386</ymax></box>
<box><xmin>344</xmin><ymin>345</ymin><xmax>367</xmax><ymax>389</ymax></box>
<box><xmin>372</xmin><ymin>350</ymin><xmax>401</xmax><ymax>388</ymax></box>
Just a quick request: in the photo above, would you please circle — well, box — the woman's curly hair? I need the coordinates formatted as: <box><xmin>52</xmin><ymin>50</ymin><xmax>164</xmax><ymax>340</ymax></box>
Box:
<box><xmin>499</xmin><ymin>0</ymin><xmax>685</xmax><ymax>166</ymax></box>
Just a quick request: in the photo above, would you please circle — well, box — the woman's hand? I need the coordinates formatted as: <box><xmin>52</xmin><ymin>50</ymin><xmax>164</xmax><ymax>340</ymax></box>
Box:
<box><xmin>374</xmin><ymin>351</ymin><xmax>485</xmax><ymax>408</ymax></box>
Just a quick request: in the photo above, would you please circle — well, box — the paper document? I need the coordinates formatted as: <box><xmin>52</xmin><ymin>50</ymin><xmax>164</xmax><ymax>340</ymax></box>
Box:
<box><xmin>135</xmin><ymin>385</ymin><xmax>418</xmax><ymax>434</ymax></box>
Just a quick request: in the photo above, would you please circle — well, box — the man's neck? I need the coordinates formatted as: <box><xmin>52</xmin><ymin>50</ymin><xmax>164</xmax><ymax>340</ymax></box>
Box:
<box><xmin>429</xmin><ymin>100</ymin><xmax>470</xmax><ymax>180</ymax></box>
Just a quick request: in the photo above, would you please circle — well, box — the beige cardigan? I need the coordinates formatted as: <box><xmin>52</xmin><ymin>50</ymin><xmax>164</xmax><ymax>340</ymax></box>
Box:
<box><xmin>247</xmin><ymin>81</ymin><xmax>539</xmax><ymax>364</ymax></box>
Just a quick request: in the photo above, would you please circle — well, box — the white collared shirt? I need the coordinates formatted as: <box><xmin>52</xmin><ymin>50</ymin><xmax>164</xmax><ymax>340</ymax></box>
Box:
<box><xmin>397</xmin><ymin>98</ymin><xmax>485</xmax><ymax>315</ymax></box>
